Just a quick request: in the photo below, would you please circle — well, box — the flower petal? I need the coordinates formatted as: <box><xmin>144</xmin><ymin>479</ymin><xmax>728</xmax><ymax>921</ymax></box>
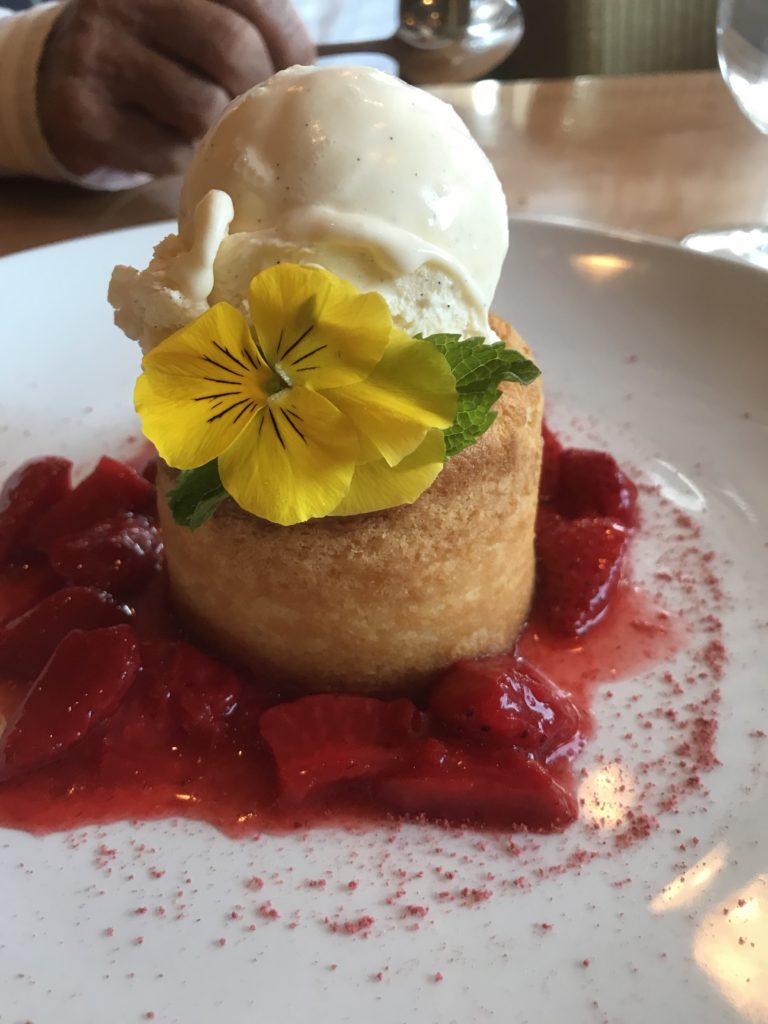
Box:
<box><xmin>331</xmin><ymin>429</ymin><xmax>446</xmax><ymax>517</ymax></box>
<box><xmin>248</xmin><ymin>264</ymin><xmax>391</xmax><ymax>390</ymax></box>
<box><xmin>219</xmin><ymin>387</ymin><xmax>361</xmax><ymax>526</ymax></box>
<box><xmin>324</xmin><ymin>330</ymin><xmax>457</xmax><ymax>467</ymax></box>
<box><xmin>135</xmin><ymin>303</ymin><xmax>273</xmax><ymax>469</ymax></box>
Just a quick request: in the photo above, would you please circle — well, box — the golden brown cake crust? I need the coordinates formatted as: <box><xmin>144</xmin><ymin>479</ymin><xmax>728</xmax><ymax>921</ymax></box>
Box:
<box><xmin>157</xmin><ymin>314</ymin><xmax>543</xmax><ymax>694</ymax></box>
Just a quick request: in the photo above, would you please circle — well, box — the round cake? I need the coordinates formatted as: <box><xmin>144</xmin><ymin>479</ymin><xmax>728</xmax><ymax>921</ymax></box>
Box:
<box><xmin>157</xmin><ymin>315</ymin><xmax>542</xmax><ymax>695</ymax></box>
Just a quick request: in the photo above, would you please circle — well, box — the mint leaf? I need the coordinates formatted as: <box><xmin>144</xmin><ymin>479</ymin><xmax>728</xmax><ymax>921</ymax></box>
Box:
<box><xmin>419</xmin><ymin>333</ymin><xmax>540</xmax><ymax>457</ymax></box>
<box><xmin>167</xmin><ymin>460</ymin><xmax>228</xmax><ymax>529</ymax></box>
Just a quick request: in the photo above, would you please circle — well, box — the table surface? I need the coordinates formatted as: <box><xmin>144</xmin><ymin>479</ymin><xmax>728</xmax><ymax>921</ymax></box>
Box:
<box><xmin>1</xmin><ymin>69</ymin><xmax>767</xmax><ymax>258</ymax></box>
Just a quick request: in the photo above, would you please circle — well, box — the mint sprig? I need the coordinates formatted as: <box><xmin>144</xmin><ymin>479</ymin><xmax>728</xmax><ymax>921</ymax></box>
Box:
<box><xmin>420</xmin><ymin>333</ymin><xmax>540</xmax><ymax>457</ymax></box>
<box><xmin>167</xmin><ymin>460</ymin><xmax>228</xmax><ymax>529</ymax></box>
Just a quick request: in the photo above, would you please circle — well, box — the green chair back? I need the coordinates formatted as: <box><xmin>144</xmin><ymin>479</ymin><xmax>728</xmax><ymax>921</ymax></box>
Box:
<box><xmin>497</xmin><ymin>0</ymin><xmax>718</xmax><ymax>78</ymax></box>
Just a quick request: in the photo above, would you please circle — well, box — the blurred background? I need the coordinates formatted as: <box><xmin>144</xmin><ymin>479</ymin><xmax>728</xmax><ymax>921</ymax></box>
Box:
<box><xmin>298</xmin><ymin>0</ymin><xmax>718</xmax><ymax>79</ymax></box>
<box><xmin>500</xmin><ymin>0</ymin><xmax>717</xmax><ymax>77</ymax></box>
<box><xmin>4</xmin><ymin>0</ymin><xmax>764</xmax><ymax>259</ymax></box>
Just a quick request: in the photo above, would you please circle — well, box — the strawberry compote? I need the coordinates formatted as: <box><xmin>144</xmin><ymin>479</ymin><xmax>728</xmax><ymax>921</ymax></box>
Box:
<box><xmin>0</xmin><ymin>429</ymin><xmax>661</xmax><ymax>836</ymax></box>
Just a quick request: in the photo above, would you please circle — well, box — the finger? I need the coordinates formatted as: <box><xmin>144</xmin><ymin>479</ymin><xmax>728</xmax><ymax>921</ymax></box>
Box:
<box><xmin>214</xmin><ymin>0</ymin><xmax>316</xmax><ymax>69</ymax></box>
<box><xmin>87</xmin><ymin>106</ymin><xmax>193</xmax><ymax>175</ymax></box>
<box><xmin>113</xmin><ymin>108</ymin><xmax>194</xmax><ymax>175</ymax></box>
<box><xmin>127</xmin><ymin>0</ymin><xmax>275</xmax><ymax>98</ymax></box>
<box><xmin>106</xmin><ymin>30</ymin><xmax>230</xmax><ymax>140</ymax></box>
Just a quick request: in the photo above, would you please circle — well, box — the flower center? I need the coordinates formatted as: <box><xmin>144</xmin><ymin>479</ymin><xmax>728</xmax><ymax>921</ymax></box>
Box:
<box><xmin>267</xmin><ymin>365</ymin><xmax>292</xmax><ymax>397</ymax></box>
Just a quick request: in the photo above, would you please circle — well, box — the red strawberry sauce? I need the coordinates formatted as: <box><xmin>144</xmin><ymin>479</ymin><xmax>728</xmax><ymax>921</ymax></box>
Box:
<box><xmin>0</xmin><ymin>430</ymin><xmax>679</xmax><ymax>836</ymax></box>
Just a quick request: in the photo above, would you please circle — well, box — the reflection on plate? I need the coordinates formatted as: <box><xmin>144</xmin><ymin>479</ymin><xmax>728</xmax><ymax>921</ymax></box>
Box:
<box><xmin>0</xmin><ymin>219</ymin><xmax>767</xmax><ymax>1024</ymax></box>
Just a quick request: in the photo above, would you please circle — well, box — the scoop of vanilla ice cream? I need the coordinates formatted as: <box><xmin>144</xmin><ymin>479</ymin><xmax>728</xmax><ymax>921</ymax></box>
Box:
<box><xmin>109</xmin><ymin>65</ymin><xmax>508</xmax><ymax>351</ymax></box>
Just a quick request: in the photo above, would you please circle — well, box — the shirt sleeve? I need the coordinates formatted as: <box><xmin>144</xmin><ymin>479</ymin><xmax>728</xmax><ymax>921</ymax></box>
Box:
<box><xmin>0</xmin><ymin>2</ymin><xmax>150</xmax><ymax>190</ymax></box>
<box><xmin>0</xmin><ymin>3</ymin><xmax>68</xmax><ymax>180</ymax></box>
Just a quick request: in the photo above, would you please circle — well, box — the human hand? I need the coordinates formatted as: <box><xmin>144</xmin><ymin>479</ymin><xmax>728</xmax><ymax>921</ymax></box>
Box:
<box><xmin>37</xmin><ymin>0</ymin><xmax>314</xmax><ymax>177</ymax></box>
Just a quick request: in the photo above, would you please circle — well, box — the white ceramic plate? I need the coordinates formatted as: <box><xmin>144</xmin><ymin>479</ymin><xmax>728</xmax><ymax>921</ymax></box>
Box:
<box><xmin>1</xmin><ymin>220</ymin><xmax>767</xmax><ymax>1024</ymax></box>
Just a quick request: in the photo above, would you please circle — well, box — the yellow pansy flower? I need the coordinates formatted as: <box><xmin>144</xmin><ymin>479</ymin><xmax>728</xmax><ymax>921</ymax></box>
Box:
<box><xmin>135</xmin><ymin>264</ymin><xmax>458</xmax><ymax>526</ymax></box>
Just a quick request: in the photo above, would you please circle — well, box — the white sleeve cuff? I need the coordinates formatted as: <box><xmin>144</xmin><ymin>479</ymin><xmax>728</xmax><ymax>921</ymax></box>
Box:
<box><xmin>0</xmin><ymin>3</ymin><xmax>150</xmax><ymax>191</ymax></box>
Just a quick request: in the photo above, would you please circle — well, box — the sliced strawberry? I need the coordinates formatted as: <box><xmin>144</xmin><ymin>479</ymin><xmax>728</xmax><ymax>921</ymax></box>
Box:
<box><xmin>99</xmin><ymin>640</ymin><xmax>250</xmax><ymax>778</ymax></box>
<box><xmin>0</xmin><ymin>587</ymin><xmax>129</xmax><ymax>680</ymax></box>
<box><xmin>260</xmin><ymin>694</ymin><xmax>425</xmax><ymax>802</ymax></box>
<box><xmin>123</xmin><ymin>443</ymin><xmax>159</xmax><ymax>483</ymax></box>
<box><xmin>0</xmin><ymin>625</ymin><xmax>140</xmax><ymax>777</ymax></box>
<box><xmin>429</xmin><ymin>655</ymin><xmax>582</xmax><ymax>756</ymax></box>
<box><xmin>96</xmin><ymin>640</ymin><xmax>182</xmax><ymax>782</ymax></box>
<box><xmin>539</xmin><ymin>422</ymin><xmax>563</xmax><ymax>502</ymax></box>
<box><xmin>554</xmin><ymin>448</ymin><xmax>638</xmax><ymax>526</ymax></box>
<box><xmin>141</xmin><ymin>457</ymin><xmax>158</xmax><ymax>485</ymax></box>
<box><xmin>165</xmin><ymin>642</ymin><xmax>243</xmax><ymax>744</ymax></box>
<box><xmin>536</xmin><ymin>511</ymin><xmax>628</xmax><ymax>635</ymax></box>
<box><xmin>30</xmin><ymin>456</ymin><xmax>154</xmax><ymax>546</ymax></box>
<box><xmin>0</xmin><ymin>457</ymin><xmax>71</xmax><ymax>563</ymax></box>
<box><xmin>0</xmin><ymin>561</ymin><xmax>61</xmax><ymax>626</ymax></box>
<box><xmin>45</xmin><ymin>513</ymin><xmax>163</xmax><ymax>595</ymax></box>
<box><xmin>379</xmin><ymin>739</ymin><xmax>577</xmax><ymax>830</ymax></box>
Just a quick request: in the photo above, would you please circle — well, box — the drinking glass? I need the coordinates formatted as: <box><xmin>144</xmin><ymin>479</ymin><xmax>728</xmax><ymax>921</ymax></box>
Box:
<box><xmin>316</xmin><ymin>0</ymin><xmax>525</xmax><ymax>84</ymax></box>
<box><xmin>683</xmin><ymin>0</ymin><xmax>768</xmax><ymax>268</ymax></box>
<box><xmin>719</xmin><ymin>0</ymin><xmax>768</xmax><ymax>132</ymax></box>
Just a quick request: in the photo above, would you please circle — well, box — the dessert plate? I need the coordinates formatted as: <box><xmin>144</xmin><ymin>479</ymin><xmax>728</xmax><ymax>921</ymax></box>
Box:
<box><xmin>1</xmin><ymin>219</ymin><xmax>767</xmax><ymax>1024</ymax></box>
